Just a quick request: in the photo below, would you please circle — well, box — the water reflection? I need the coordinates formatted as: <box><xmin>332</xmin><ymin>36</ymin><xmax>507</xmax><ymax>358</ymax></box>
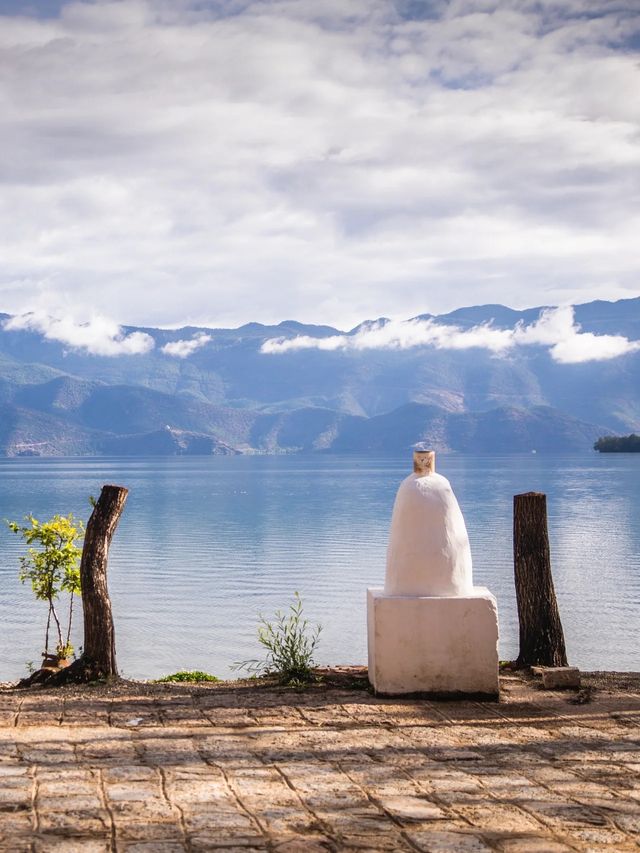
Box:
<box><xmin>0</xmin><ymin>453</ymin><xmax>638</xmax><ymax>680</ymax></box>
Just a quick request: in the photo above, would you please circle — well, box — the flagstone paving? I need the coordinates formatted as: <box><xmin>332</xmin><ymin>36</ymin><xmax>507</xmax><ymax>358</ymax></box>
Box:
<box><xmin>0</xmin><ymin>671</ymin><xmax>638</xmax><ymax>852</ymax></box>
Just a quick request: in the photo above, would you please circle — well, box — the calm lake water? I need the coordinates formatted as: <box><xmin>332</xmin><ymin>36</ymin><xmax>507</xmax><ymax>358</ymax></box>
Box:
<box><xmin>0</xmin><ymin>454</ymin><xmax>638</xmax><ymax>681</ymax></box>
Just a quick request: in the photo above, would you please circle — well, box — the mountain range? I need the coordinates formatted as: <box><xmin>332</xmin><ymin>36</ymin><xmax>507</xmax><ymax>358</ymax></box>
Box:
<box><xmin>0</xmin><ymin>297</ymin><xmax>638</xmax><ymax>455</ymax></box>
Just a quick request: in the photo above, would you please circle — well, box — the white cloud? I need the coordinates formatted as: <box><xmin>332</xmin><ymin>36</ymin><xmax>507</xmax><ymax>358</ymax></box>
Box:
<box><xmin>0</xmin><ymin>1</ymin><xmax>638</xmax><ymax>326</ymax></box>
<box><xmin>514</xmin><ymin>307</ymin><xmax>640</xmax><ymax>362</ymax></box>
<box><xmin>161</xmin><ymin>332</ymin><xmax>212</xmax><ymax>358</ymax></box>
<box><xmin>512</xmin><ymin>306</ymin><xmax>576</xmax><ymax>347</ymax></box>
<box><xmin>2</xmin><ymin>312</ymin><xmax>155</xmax><ymax>356</ymax></box>
<box><xmin>550</xmin><ymin>331</ymin><xmax>640</xmax><ymax>364</ymax></box>
<box><xmin>261</xmin><ymin>306</ymin><xmax>640</xmax><ymax>363</ymax></box>
<box><xmin>261</xmin><ymin>317</ymin><xmax>513</xmax><ymax>353</ymax></box>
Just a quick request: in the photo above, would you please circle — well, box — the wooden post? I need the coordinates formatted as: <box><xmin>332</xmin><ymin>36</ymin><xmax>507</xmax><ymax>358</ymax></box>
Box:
<box><xmin>513</xmin><ymin>492</ymin><xmax>568</xmax><ymax>668</ymax></box>
<box><xmin>79</xmin><ymin>484</ymin><xmax>128</xmax><ymax>678</ymax></box>
<box><xmin>29</xmin><ymin>484</ymin><xmax>129</xmax><ymax>686</ymax></box>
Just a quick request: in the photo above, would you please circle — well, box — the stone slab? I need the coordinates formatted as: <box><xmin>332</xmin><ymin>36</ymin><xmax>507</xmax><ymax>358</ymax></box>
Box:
<box><xmin>367</xmin><ymin>586</ymin><xmax>499</xmax><ymax>696</ymax></box>
<box><xmin>0</xmin><ymin>671</ymin><xmax>639</xmax><ymax>850</ymax></box>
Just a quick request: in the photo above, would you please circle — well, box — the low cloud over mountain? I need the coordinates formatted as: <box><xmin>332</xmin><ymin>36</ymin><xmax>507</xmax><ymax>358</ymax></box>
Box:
<box><xmin>261</xmin><ymin>306</ymin><xmax>640</xmax><ymax>364</ymax></box>
<box><xmin>3</xmin><ymin>311</ymin><xmax>154</xmax><ymax>356</ymax></box>
<box><xmin>5</xmin><ymin>302</ymin><xmax>640</xmax><ymax>365</ymax></box>
<box><xmin>161</xmin><ymin>333</ymin><xmax>212</xmax><ymax>359</ymax></box>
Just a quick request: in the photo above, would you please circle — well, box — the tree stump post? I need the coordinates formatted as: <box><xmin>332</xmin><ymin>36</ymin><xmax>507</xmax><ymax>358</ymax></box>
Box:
<box><xmin>513</xmin><ymin>492</ymin><xmax>568</xmax><ymax>668</ymax></box>
<box><xmin>22</xmin><ymin>484</ymin><xmax>129</xmax><ymax>686</ymax></box>
<box><xmin>79</xmin><ymin>484</ymin><xmax>128</xmax><ymax>678</ymax></box>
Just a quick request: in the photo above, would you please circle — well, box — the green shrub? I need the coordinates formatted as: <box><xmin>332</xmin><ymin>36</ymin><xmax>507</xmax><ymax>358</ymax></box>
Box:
<box><xmin>233</xmin><ymin>592</ymin><xmax>322</xmax><ymax>685</ymax></box>
<box><xmin>155</xmin><ymin>670</ymin><xmax>220</xmax><ymax>683</ymax></box>
<box><xmin>7</xmin><ymin>514</ymin><xmax>83</xmax><ymax>660</ymax></box>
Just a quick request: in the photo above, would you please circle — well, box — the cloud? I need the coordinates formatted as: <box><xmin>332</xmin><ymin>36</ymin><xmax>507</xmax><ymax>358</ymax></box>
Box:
<box><xmin>549</xmin><ymin>330</ymin><xmax>640</xmax><ymax>364</ymax></box>
<box><xmin>161</xmin><ymin>332</ymin><xmax>211</xmax><ymax>358</ymax></box>
<box><xmin>511</xmin><ymin>306</ymin><xmax>640</xmax><ymax>362</ymax></box>
<box><xmin>261</xmin><ymin>317</ymin><xmax>513</xmax><ymax>353</ymax></box>
<box><xmin>0</xmin><ymin>1</ymin><xmax>638</xmax><ymax>327</ymax></box>
<box><xmin>2</xmin><ymin>311</ymin><xmax>155</xmax><ymax>356</ymax></box>
<box><xmin>261</xmin><ymin>306</ymin><xmax>640</xmax><ymax>363</ymax></box>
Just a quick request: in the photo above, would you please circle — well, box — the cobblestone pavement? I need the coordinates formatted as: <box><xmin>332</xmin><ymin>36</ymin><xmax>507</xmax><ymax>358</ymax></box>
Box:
<box><xmin>0</xmin><ymin>671</ymin><xmax>638</xmax><ymax>852</ymax></box>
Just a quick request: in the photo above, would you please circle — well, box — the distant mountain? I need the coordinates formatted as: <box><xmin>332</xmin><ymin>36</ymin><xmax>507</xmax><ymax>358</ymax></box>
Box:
<box><xmin>0</xmin><ymin>297</ymin><xmax>636</xmax><ymax>455</ymax></box>
<box><xmin>0</xmin><ymin>391</ymin><xmax>610</xmax><ymax>457</ymax></box>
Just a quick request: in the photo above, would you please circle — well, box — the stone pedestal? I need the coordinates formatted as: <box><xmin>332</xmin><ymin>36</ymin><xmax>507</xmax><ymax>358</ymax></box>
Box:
<box><xmin>367</xmin><ymin>586</ymin><xmax>499</xmax><ymax>697</ymax></box>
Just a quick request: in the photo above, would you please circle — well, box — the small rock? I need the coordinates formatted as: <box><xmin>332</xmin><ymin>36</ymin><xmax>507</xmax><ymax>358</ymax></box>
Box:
<box><xmin>541</xmin><ymin>667</ymin><xmax>580</xmax><ymax>689</ymax></box>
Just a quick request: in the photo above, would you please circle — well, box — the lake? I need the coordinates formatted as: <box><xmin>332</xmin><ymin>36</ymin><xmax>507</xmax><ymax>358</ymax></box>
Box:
<box><xmin>0</xmin><ymin>454</ymin><xmax>638</xmax><ymax>681</ymax></box>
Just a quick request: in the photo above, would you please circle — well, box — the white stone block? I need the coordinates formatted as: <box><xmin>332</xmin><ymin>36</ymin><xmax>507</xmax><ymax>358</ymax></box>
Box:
<box><xmin>367</xmin><ymin>586</ymin><xmax>499</xmax><ymax>697</ymax></box>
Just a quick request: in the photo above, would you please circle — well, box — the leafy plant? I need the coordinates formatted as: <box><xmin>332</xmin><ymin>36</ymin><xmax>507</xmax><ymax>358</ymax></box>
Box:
<box><xmin>233</xmin><ymin>592</ymin><xmax>322</xmax><ymax>685</ymax></box>
<box><xmin>155</xmin><ymin>670</ymin><xmax>220</xmax><ymax>683</ymax></box>
<box><xmin>56</xmin><ymin>641</ymin><xmax>75</xmax><ymax>660</ymax></box>
<box><xmin>7</xmin><ymin>514</ymin><xmax>84</xmax><ymax>661</ymax></box>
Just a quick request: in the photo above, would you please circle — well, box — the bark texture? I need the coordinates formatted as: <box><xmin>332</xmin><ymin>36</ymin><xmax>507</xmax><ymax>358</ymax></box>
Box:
<box><xmin>513</xmin><ymin>492</ymin><xmax>568</xmax><ymax>668</ymax></box>
<box><xmin>79</xmin><ymin>484</ymin><xmax>128</xmax><ymax>677</ymax></box>
<box><xmin>21</xmin><ymin>484</ymin><xmax>128</xmax><ymax>687</ymax></box>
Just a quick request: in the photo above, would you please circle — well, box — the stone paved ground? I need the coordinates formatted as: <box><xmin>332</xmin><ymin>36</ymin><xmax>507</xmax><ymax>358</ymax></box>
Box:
<box><xmin>0</xmin><ymin>671</ymin><xmax>638</xmax><ymax>852</ymax></box>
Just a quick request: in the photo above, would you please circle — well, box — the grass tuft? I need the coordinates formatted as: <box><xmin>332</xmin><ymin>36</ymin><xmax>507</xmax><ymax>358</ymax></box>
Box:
<box><xmin>155</xmin><ymin>670</ymin><xmax>220</xmax><ymax>683</ymax></box>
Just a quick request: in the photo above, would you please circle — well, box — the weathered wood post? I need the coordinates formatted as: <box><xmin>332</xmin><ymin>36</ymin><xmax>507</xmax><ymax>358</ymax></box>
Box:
<box><xmin>79</xmin><ymin>484</ymin><xmax>128</xmax><ymax>678</ymax></box>
<box><xmin>34</xmin><ymin>483</ymin><xmax>130</xmax><ymax>686</ymax></box>
<box><xmin>513</xmin><ymin>492</ymin><xmax>568</xmax><ymax>668</ymax></box>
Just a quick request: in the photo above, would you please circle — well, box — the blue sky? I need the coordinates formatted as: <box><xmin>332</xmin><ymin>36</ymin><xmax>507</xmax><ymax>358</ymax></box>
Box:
<box><xmin>0</xmin><ymin>0</ymin><xmax>639</xmax><ymax>330</ymax></box>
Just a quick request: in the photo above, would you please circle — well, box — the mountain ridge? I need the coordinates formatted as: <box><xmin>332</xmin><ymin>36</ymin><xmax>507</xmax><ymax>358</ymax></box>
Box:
<box><xmin>0</xmin><ymin>297</ymin><xmax>637</xmax><ymax>455</ymax></box>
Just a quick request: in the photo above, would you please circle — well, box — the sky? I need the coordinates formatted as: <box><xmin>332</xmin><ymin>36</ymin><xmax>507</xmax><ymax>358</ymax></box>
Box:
<box><xmin>1</xmin><ymin>0</ymin><xmax>639</xmax><ymax>332</ymax></box>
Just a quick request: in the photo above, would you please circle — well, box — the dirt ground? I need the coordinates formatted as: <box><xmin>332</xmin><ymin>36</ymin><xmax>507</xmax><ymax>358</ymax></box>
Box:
<box><xmin>0</xmin><ymin>669</ymin><xmax>638</xmax><ymax>852</ymax></box>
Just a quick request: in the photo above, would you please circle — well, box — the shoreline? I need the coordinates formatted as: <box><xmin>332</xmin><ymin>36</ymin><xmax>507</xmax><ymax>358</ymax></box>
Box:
<box><xmin>2</xmin><ymin>666</ymin><xmax>640</xmax><ymax>698</ymax></box>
